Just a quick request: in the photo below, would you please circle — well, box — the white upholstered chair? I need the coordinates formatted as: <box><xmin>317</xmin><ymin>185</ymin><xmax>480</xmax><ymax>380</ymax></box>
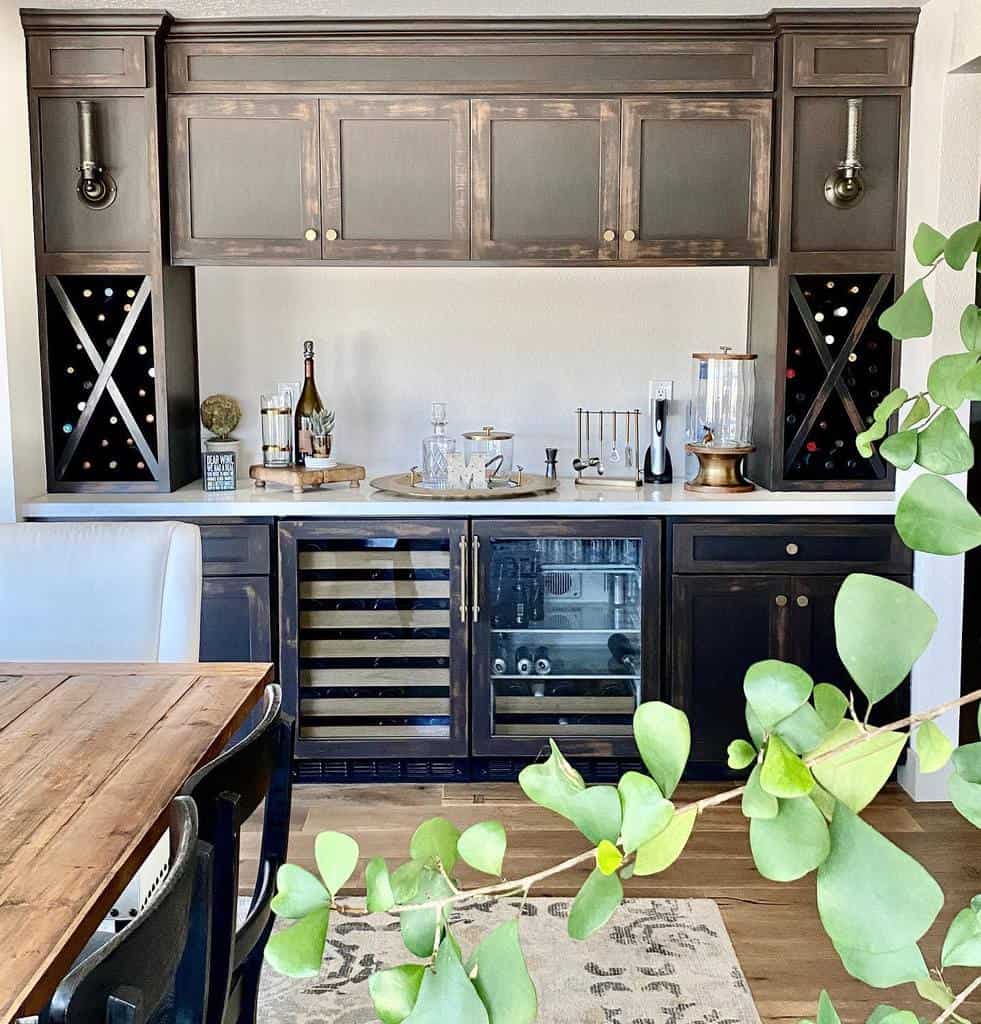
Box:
<box><xmin>0</xmin><ymin>520</ymin><xmax>202</xmax><ymax>925</ymax></box>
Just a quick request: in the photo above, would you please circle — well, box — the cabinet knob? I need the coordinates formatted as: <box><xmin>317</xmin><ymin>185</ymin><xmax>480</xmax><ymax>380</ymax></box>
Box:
<box><xmin>623</xmin><ymin>229</ymin><xmax>637</xmax><ymax>242</ymax></box>
<box><xmin>775</xmin><ymin>594</ymin><xmax>788</xmax><ymax>607</ymax></box>
<box><xmin>786</xmin><ymin>542</ymin><xmax>799</xmax><ymax>556</ymax></box>
<box><xmin>796</xmin><ymin>595</ymin><xmax>810</xmax><ymax>608</ymax></box>
<box><xmin>602</xmin><ymin>229</ymin><xmax>617</xmax><ymax>242</ymax></box>
<box><xmin>304</xmin><ymin>228</ymin><xmax>319</xmax><ymax>242</ymax></box>
<box><xmin>325</xmin><ymin>228</ymin><xmax>339</xmax><ymax>241</ymax></box>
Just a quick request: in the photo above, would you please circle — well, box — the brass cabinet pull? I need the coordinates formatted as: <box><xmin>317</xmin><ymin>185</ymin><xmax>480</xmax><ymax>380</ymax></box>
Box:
<box><xmin>304</xmin><ymin>227</ymin><xmax>319</xmax><ymax>241</ymax></box>
<box><xmin>602</xmin><ymin>228</ymin><xmax>617</xmax><ymax>242</ymax></box>
<box><xmin>623</xmin><ymin>229</ymin><xmax>637</xmax><ymax>242</ymax></box>
<box><xmin>325</xmin><ymin>228</ymin><xmax>339</xmax><ymax>241</ymax></box>
<box><xmin>458</xmin><ymin>534</ymin><xmax>468</xmax><ymax>624</ymax></box>
<box><xmin>797</xmin><ymin>595</ymin><xmax>809</xmax><ymax>608</ymax></box>
<box><xmin>471</xmin><ymin>536</ymin><xmax>481</xmax><ymax>622</ymax></box>
<box><xmin>786</xmin><ymin>542</ymin><xmax>799</xmax><ymax>556</ymax></box>
<box><xmin>775</xmin><ymin>594</ymin><xmax>788</xmax><ymax>607</ymax></box>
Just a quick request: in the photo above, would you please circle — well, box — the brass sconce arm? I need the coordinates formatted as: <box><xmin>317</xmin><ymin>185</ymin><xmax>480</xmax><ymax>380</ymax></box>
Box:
<box><xmin>76</xmin><ymin>100</ymin><xmax>117</xmax><ymax>210</ymax></box>
<box><xmin>824</xmin><ymin>97</ymin><xmax>865</xmax><ymax>209</ymax></box>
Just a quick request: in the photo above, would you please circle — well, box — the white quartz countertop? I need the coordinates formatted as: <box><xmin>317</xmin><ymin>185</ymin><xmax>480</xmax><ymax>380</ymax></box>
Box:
<box><xmin>20</xmin><ymin>479</ymin><xmax>898</xmax><ymax>519</ymax></box>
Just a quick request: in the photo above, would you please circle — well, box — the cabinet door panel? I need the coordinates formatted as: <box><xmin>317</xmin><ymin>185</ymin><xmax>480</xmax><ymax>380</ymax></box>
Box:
<box><xmin>320</xmin><ymin>97</ymin><xmax>469</xmax><ymax>259</ymax></box>
<box><xmin>472</xmin><ymin>98</ymin><xmax>620</xmax><ymax>261</ymax></box>
<box><xmin>169</xmin><ymin>96</ymin><xmax>322</xmax><ymax>262</ymax></box>
<box><xmin>200</xmin><ymin>576</ymin><xmax>272</xmax><ymax>663</ymax></box>
<box><xmin>671</xmin><ymin>575</ymin><xmax>789</xmax><ymax>764</ymax></box>
<box><xmin>620</xmin><ymin>98</ymin><xmax>771</xmax><ymax>261</ymax></box>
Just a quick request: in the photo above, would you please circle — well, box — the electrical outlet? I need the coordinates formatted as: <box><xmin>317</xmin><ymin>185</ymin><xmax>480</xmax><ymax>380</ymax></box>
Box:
<box><xmin>652</xmin><ymin>379</ymin><xmax>674</xmax><ymax>401</ymax></box>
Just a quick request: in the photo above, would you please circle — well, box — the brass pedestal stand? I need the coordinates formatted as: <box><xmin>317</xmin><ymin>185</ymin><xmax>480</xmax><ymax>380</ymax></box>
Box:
<box><xmin>684</xmin><ymin>444</ymin><xmax>755</xmax><ymax>494</ymax></box>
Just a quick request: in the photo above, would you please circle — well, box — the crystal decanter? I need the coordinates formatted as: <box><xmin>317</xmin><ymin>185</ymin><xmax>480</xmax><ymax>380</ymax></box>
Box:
<box><xmin>421</xmin><ymin>401</ymin><xmax>455</xmax><ymax>489</ymax></box>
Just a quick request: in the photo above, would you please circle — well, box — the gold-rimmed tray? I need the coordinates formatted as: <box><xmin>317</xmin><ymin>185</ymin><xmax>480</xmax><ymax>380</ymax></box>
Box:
<box><xmin>370</xmin><ymin>472</ymin><xmax>558</xmax><ymax>500</ymax></box>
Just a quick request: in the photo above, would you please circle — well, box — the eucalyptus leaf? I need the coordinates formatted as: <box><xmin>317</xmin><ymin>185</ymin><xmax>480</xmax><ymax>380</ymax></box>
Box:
<box><xmin>633</xmin><ymin>807</ymin><xmax>697</xmax><ymax>875</ymax></box>
<box><xmin>467</xmin><ymin>920</ymin><xmax>538</xmax><ymax>1024</ymax></box>
<box><xmin>856</xmin><ymin>420</ymin><xmax>888</xmax><ymax>459</ymax></box>
<box><xmin>901</xmin><ymin>395</ymin><xmax>931</xmax><ymax>430</ymax></box>
<box><xmin>750</xmin><ymin>796</ymin><xmax>831</xmax><ymax>882</ymax></box>
<box><xmin>369</xmin><ymin>964</ymin><xmax>426</xmax><ymax>1024</ymax></box>
<box><xmin>811</xmin><ymin>721</ymin><xmax>907</xmax><ymax>813</ymax></box>
<box><xmin>961</xmin><ymin>303</ymin><xmax>981</xmax><ymax>351</ymax></box>
<box><xmin>915</xmin><ymin>977</ymin><xmax>956</xmax><ymax>1013</ymax></box>
<box><xmin>814</xmin><ymin>684</ymin><xmax>849</xmax><ymax>731</ymax></box>
<box><xmin>817</xmin><ymin>989</ymin><xmax>842</xmax><ymax>1024</ymax></box>
<box><xmin>568</xmin><ymin>867</ymin><xmax>623</xmax><ymax>940</ymax></box>
<box><xmin>896</xmin><ymin>473</ymin><xmax>981</xmax><ymax>555</ymax></box>
<box><xmin>760</xmin><ymin>734</ymin><xmax>814</xmax><ymax>798</ymax></box>
<box><xmin>271</xmin><ymin>864</ymin><xmax>330</xmax><ymax>919</ymax></box>
<box><xmin>961</xmin><ymin>358</ymin><xmax>981</xmax><ymax>401</ymax></box>
<box><xmin>866</xmin><ymin>1006</ymin><xmax>904</xmax><ymax>1024</ymax></box>
<box><xmin>315</xmin><ymin>831</ymin><xmax>360</xmax><ymax>898</ymax></box>
<box><xmin>916</xmin><ymin>408</ymin><xmax>975</xmax><ymax>475</ymax></box>
<box><xmin>834</xmin><ymin>574</ymin><xmax>937</xmax><ymax>706</ymax></box>
<box><xmin>633</xmin><ymin>702</ymin><xmax>691</xmax><ymax>798</ymax></box>
<box><xmin>596</xmin><ymin>839</ymin><xmax>624</xmax><ymax>876</ymax></box>
<box><xmin>727</xmin><ymin>739</ymin><xmax>757</xmax><ymax>770</ymax></box>
<box><xmin>880</xmin><ymin>430</ymin><xmax>918</xmax><ymax>470</ymax></box>
<box><xmin>878</xmin><ymin>279</ymin><xmax>932</xmax><ymax>340</ymax></box>
<box><xmin>943</xmin><ymin>220</ymin><xmax>981</xmax><ymax>271</ymax></box>
<box><xmin>775</xmin><ymin>701</ymin><xmax>831</xmax><ymax>756</ymax></box>
<box><xmin>744</xmin><ymin>660</ymin><xmax>814</xmax><ymax>731</ymax></box>
<box><xmin>518</xmin><ymin>739</ymin><xmax>586</xmax><ymax>823</ymax></box>
<box><xmin>365</xmin><ymin>857</ymin><xmax>396</xmax><ymax>913</ymax></box>
<box><xmin>913</xmin><ymin>222</ymin><xmax>947</xmax><ymax>266</ymax></box>
<box><xmin>410</xmin><ymin>818</ymin><xmax>461</xmax><ymax>873</ymax></box>
<box><xmin>928</xmin><ymin>352</ymin><xmax>977</xmax><ymax>408</ymax></box>
<box><xmin>742</xmin><ymin>763</ymin><xmax>778</xmax><ymax>819</ymax></box>
<box><xmin>857</xmin><ymin>389</ymin><xmax>910</xmax><ymax>457</ymax></box>
<box><xmin>747</xmin><ymin>704</ymin><xmax>766</xmax><ymax>749</ymax></box>
<box><xmin>401</xmin><ymin>868</ymin><xmax>454</xmax><ymax>958</ymax></box>
<box><xmin>817</xmin><ymin>802</ymin><xmax>943</xmax><ymax>953</ymax></box>
<box><xmin>391</xmin><ymin>860</ymin><xmax>426</xmax><ymax>904</ymax></box>
<box><xmin>570</xmin><ymin>785</ymin><xmax>623</xmax><ymax>845</ymax></box>
<box><xmin>941</xmin><ymin>900</ymin><xmax>981</xmax><ymax>967</ymax></box>
<box><xmin>263</xmin><ymin>907</ymin><xmax>330</xmax><ymax>978</ymax></box>
<box><xmin>457</xmin><ymin>821</ymin><xmax>506</xmax><ymax>877</ymax></box>
<box><xmin>405</xmin><ymin>937</ymin><xmax>489</xmax><ymax>1024</ymax></box>
<box><xmin>617</xmin><ymin>771</ymin><xmax>674</xmax><ymax>854</ymax></box>
<box><xmin>833</xmin><ymin>940</ymin><xmax>928</xmax><ymax>988</ymax></box>
<box><xmin>914</xmin><ymin>720</ymin><xmax>953</xmax><ymax>774</ymax></box>
<box><xmin>950</xmin><ymin>742</ymin><xmax>981</xmax><ymax>827</ymax></box>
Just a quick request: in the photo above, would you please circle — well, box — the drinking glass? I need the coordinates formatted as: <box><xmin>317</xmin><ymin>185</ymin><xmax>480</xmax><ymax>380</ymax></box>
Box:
<box><xmin>260</xmin><ymin>392</ymin><xmax>292</xmax><ymax>467</ymax></box>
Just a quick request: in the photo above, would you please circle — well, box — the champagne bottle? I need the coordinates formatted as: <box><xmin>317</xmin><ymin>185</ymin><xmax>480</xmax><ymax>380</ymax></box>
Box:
<box><xmin>294</xmin><ymin>339</ymin><xmax>325</xmax><ymax>466</ymax></box>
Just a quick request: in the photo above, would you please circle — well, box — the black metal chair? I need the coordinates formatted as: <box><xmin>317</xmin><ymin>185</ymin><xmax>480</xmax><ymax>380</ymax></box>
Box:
<box><xmin>46</xmin><ymin>797</ymin><xmax>201</xmax><ymax>1024</ymax></box>
<box><xmin>178</xmin><ymin>684</ymin><xmax>294</xmax><ymax>1024</ymax></box>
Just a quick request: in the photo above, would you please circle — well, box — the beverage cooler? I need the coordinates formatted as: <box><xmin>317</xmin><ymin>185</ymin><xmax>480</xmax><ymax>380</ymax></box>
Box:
<box><xmin>471</xmin><ymin>520</ymin><xmax>662</xmax><ymax>757</ymax></box>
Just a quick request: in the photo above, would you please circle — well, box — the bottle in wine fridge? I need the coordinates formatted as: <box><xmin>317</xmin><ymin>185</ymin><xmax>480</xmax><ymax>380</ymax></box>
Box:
<box><xmin>492</xmin><ymin>637</ymin><xmax>509</xmax><ymax>675</ymax></box>
<box><xmin>515</xmin><ymin>645</ymin><xmax>534</xmax><ymax>675</ymax></box>
<box><xmin>294</xmin><ymin>339</ymin><xmax>326</xmax><ymax>466</ymax></box>
<box><xmin>533</xmin><ymin>646</ymin><xmax>552</xmax><ymax>675</ymax></box>
<box><xmin>607</xmin><ymin>633</ymin><xmax>639</xmax><ymax>673</ymax></box>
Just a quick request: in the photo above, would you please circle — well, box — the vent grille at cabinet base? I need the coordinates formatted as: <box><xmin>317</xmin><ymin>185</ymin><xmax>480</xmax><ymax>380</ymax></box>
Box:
<box><xmin>293</xmin><ymin>759</ymin><xmax>469</xmax><ymax>783</ymax></box>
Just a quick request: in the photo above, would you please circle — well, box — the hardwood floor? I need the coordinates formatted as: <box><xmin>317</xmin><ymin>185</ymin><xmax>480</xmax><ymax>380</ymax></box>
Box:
<box><xmin>243</xmin><ymin>782</ymin><xmax>981</xmax><ymax>1024</ymax></box>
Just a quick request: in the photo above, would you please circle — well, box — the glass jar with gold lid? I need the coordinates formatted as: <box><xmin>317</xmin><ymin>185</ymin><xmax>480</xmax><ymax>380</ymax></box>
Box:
<box><xmin>462</xmin><ymin>426</ymin><xmax>514</xmax><ymax>482</ymax></box>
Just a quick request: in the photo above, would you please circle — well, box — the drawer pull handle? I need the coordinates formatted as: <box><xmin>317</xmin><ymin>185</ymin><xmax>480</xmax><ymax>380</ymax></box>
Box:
<box><xmin>775</xmin><ymin>594</ymin><xmax>788</xmax><ymax>607</ymax></box>
<box><xmin>786</xmin><ymin>542</ymin><xmax>799</xmax><ymax>556</ymax></box>
<box><xmin>797</xmin><ymin>595</ymin><xmax>810</xmax><ymax>608</ymax></box>
<box><xmin>458</xmin><ymin>534</ymin><xmax>468</xmax><ymax>624</ymax></box>
<box><xmin>472</xmin><ymin>536</ymin><xmax>481</xmax><ymax>622</ymax></box>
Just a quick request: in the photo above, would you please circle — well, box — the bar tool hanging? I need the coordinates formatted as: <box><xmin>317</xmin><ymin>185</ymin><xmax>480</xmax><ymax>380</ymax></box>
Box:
<box><xmin>75</xmin><ymin>100</ymin><xmax>117</xmax><ymax>210</ymax></box>
<box><xmin>824</xmin><ymin>98</ymin><xmax>865</xmax><ymax>209</ymax></box>
<box><xmin>573</xmin><ymin>408</ymin><xmax>643</xmax><ymax>487</ymax></box>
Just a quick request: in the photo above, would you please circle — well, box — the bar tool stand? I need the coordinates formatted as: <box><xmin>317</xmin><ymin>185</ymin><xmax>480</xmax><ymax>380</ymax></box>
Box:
<box><xmin>644</xmin><ymin>395</ymin><xmax>673</xmax><ymax>484</ymax></box>
<box><xmin>573</xmin><ymin>408</ymin><xmax>643</xmax><ymax>487</ymax></box>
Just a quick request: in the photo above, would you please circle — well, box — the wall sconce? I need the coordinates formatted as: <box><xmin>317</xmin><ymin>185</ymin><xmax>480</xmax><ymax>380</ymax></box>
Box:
<box><xmin>824</xmin><ymin>98</ymin><xmax>865</xmax><ymax>209</ymax></box>
<box><xmin>76</xmin><ymin>100</ymin><xmax>117</xmax><ymax>210</ymax></box>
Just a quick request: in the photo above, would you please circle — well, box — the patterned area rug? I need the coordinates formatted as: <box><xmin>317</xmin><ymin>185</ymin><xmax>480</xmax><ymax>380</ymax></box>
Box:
<box><xmin>257</xmin><ymin>897</ymin><xmax>762</xmax><ymax>1024</ymax></box>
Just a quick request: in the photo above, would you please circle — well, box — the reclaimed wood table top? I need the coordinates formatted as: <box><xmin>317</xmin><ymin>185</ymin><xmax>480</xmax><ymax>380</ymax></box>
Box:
<box><xmin>0</xmin><ymin>662</ymin><xmax>273</xmax><ymax>1022</ymax></box>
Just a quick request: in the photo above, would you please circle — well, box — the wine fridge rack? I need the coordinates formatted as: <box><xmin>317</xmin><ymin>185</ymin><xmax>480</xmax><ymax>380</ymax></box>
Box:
<box><xmin>783</xmin><ymin>272</ymin><xmax>894</xmax><ymax>483</ymax></box>
<box><xmin>45</xmin><ymin>274</ymin><xmax>160</xmax><ymax>485</ymax></box>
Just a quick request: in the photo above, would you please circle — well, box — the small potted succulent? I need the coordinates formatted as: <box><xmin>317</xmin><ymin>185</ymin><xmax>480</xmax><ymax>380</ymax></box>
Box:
<box><xmin>306</xmin><ymin>407</ymin><xmax>336</xmax><ymax>468</ymax></box>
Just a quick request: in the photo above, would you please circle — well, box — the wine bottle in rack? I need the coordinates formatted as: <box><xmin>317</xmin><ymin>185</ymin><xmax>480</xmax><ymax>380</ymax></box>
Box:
<box><xmin>607</xmin><ymin>633</ymin><xmax>639</xmax><ymax>673</ymax></box>
<box><xmin>492</xmin><ymin>637</ymin><xmax>508</xmax><ymax>676</ymax></box>
<box><xmin>533</xmin><ymin>646</ymin><xmax>552</xmax><ymax>676</ymax></box>
<box><xmin>294</xmin><ymin>339</ymin><xmax>326</xmax><ymax>466</ymax></box>
<box><xmin>515</xmin><ymin>646</ymin><xmax>533</xmax><ymax>676</ymax></box>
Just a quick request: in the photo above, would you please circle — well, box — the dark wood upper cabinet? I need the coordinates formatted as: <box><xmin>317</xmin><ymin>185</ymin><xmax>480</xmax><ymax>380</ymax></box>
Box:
<box><xmin>472</xmin><ymin>98</ymin><xmax>620</xmax><ymax>261</ymax></box>
<box><xmin>791</xmin><ymin>33</ymin><xmax>911</xmax><ymax>88</ymax></box>
<box><xmin>168</xmin><ymin>96</ymin><xmax>323</xmax><ymax>263</ymax></box>
<box><xmin>619</xmin><ymin>97</ymin><xmax>772</xmax><ymax>261</ymax></box>
<box><xmin>320</xmin><ymin>97</ymin><xmax>470</xmax><ymax>260</ymax></box>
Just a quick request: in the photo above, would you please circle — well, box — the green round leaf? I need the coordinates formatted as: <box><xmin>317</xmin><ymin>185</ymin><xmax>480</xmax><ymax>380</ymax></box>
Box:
<box><xmin>961</xmin><ymin>303</ymin><xmax>981</xmax><ymax>351</ymax></box>
<box><xmin>727</xmin><ymin>739</ymin><xmax>757</xmax><ymax>770</ymax></box>
<box><xmin>817</xmin><ymin>802</ymin><xmax>943</xmax><ymax>954</ymax></box>
<box><xmin>744</xmin><ymin>660</ymin><xmax>813</xmax><ymax>732</ymax></box>
<box><xmin>457</xmin><ymin>821</ymin><xmax>506</xmax><ymax>877</ymax></box>
<box><xmin>774</xmin><ymin>702</ymin><xmax>830</xmax><ymax>756</ymax></box>
<box><xmin>369</xmin><ymin>964</ymin><xmax>426</xmax><ymax>1024</ymax></box>
<box><xmin>410</xmin><ymin>817</ymin><xmax>461</xmax><ymax>873</ymax></box>
<box><xmin>617</xmin><ymin>771</ymin><xmax>673</xmax><ymax>854</ymax></box>
<box><xmin>814</xmin><ymin>684</ymin><xmax>849</xmax><ymax>731</ymax></box>
<box><xmin>467</xmin><ymin>920</ymin><xmax>538</xmax><ymax>1024</ymax></box>
<box><xmin>811</xmin><ymin>721</ymin><xmax>907</xmax><ymax>813</ymax></box>
<box><xmin>405</xmin><ymin>937</ymin><xmax>489</xmax><ymax>1024</ymax></box>
<box><xmin>961</xmin><ymin>359</ymin><xmax>981</xmax><ymax>401</ymax></box>
<box><xmin>400</xmin><ymin>868</ymin><xmax>454</xmax><ymax>958</ymax></box>
<box><xmin>950</xmin><ymin>742</ymin><xmax>981</xmax><ymax>827</ymax></box>
<box><xmin>633</xmin><ymin>702</ymin><xmax>691</xmax><ymax>798</ymax></box>
<box><xmin>633</xmin><ymin>807</ymin><xmax>697</xmax><ymax>876</ymax></box>
<box><xmin>518</xmin><ymin>739</ymin><xmax>586</xmax><ymax>823</ymax></box>
<box><xmin>916</xmin><ymin>408</ymin><xmax>975</xmax><ymax>475</ymax></box>
<box><xmin>760</xmin><ymin>734</ymin><xmax>814</xmax><ymax>799</ymax></box>
<box><xmin>570</xmin><ymin>785</ymin><xmax>622</xmax><ymax>845</ymax></box>
<box><xmin>742</xmin><ymin>763</ymin><xmax>778</xmax><ymax>819</ymax></box>
<box><xmin>568</xmin><ymin>867</ymin><xmax>623</xmax><ymax>940</ymax></box>
<box><xmin>833</xmin><ymin>940</ymin><xmax>928</xmax><ymax>989</ymax></box>
<box><xmin>264</xmin><ymin>907</ymin><xmax>330</xmax><ymax>978</ymax></box>
<box><xmin>878</xmin><ymin>278</ymin><xmax>933</xmax><ymax>340</ymax></box>
<box><xmin>900</xmin><ymin>395</ymin><xmax>931</xmax><ymax>430</ymax></box>
<box><xmin>928</xmin><ymin>351</ymin><xmax>977</xmax><ymax>408</ymax></box>
<box><xmin>816</xmin><ymin>989</ymin><xmax>842</xmax><ymax>1024</ymax></box>
<box><xmin>896</xmin><ymin>473</ymin><xmax>981</xmax><ymax>555</ymax></box>
<box><xmin>879</xmin><ymin>430</ymin><xmax>918</xmax><ymax>470</ymax></box>
<box><xmin>941</xmin><ymin>902</ymin><xmax>981</xmax><ymax>967</ymax></box>
<box><xmin>391</xmin><ymin>859</ymin><xmax>426</xmax><ymax>904</ymax></box>
<box><xmin>914</xmin><ymin>719</ymin><xmax>954</xmax><ymax>774</ymax></box>
<box><xmin>750</xmin><ymin>796</ymin><xmax>830</xmax><ymax>882</ymax></box>
<box><xmin>271</xmin><ymin>863</ymin><xmax>330</xmax><ymax>919</ymax></box>
<box><xmin>943</xmin><ymin>220</ymin><xmax>981</xmax><ymax>271</ymax></box>
<box><xmin>596</xmin><ymin>838</ymin><xmax>624</xmax><ymax>876</ymax></box>
<box><xmin>834</xmin><ymin>574</ymin><xmax>937</xmax><ymax>706</ymax></box>
<box><xmin>365</xmin><ymin>857</ymin><xmax>396</xmax><ymax>913</ymax></box>
<box><xmin>916</xmin><ymin>977</ymin><xmax>957</xmax><ymax>1013</ymax></box>
<box><xmin>315</xmin><ymin>831</ymin><xmax>360</xmax><ymax>898</ymax></box>
<box><xmin>912</xmin><ymin>222</ymin><xmax>947</xmax><ymax>266</ymax></box>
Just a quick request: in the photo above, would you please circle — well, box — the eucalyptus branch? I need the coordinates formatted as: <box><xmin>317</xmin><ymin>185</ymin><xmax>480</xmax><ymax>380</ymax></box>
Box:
<box><xmin>933</xmin><ymin>975</ymin><xmax>981</xmax><ymax>1023</ymax></box>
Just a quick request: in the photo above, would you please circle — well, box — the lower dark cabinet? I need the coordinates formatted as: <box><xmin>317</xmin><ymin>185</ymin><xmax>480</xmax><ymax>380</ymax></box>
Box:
<box><xmin>200</xmin><ymin>576</ymin><xmax>272</xmax><ymax>663</ymax></box>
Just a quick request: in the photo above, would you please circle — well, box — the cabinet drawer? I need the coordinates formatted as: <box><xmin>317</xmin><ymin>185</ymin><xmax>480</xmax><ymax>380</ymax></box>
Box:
<box><xmin>672</xmin><ymin>521</ymin><xmax>911</xmax><ymax>575</ymax></box>
<box><xmin>791</xmin><ymin>34</ymin><xmax>910</xmax><ymax>88</ymax></box>
<box><xmin>28</xmin><ymin>34</ymin><xmax>146</xmax><ymax>89</ymax></box>
<box><xmin>200</xmin><ymin>524</ymin><xmax>271</xmax><ymax>576</ymax></box>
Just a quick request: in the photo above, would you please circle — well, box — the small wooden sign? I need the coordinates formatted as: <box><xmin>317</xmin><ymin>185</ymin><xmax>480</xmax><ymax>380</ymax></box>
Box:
<box><xmin>250</xmin><ymin>463</ymin><xmax>365</xmax><ymax>495</ymax></box>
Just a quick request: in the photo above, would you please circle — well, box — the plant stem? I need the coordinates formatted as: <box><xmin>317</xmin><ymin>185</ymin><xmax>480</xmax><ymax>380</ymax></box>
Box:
<box><xmin>333</xmin><ymin>686</ymin><xmax>981</xmax><ymax>920</ymax></box>
<box><xmin>934</xmin><ymin>974</ymin><xmax>981</xmax><ymax>1023</ymax></box>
